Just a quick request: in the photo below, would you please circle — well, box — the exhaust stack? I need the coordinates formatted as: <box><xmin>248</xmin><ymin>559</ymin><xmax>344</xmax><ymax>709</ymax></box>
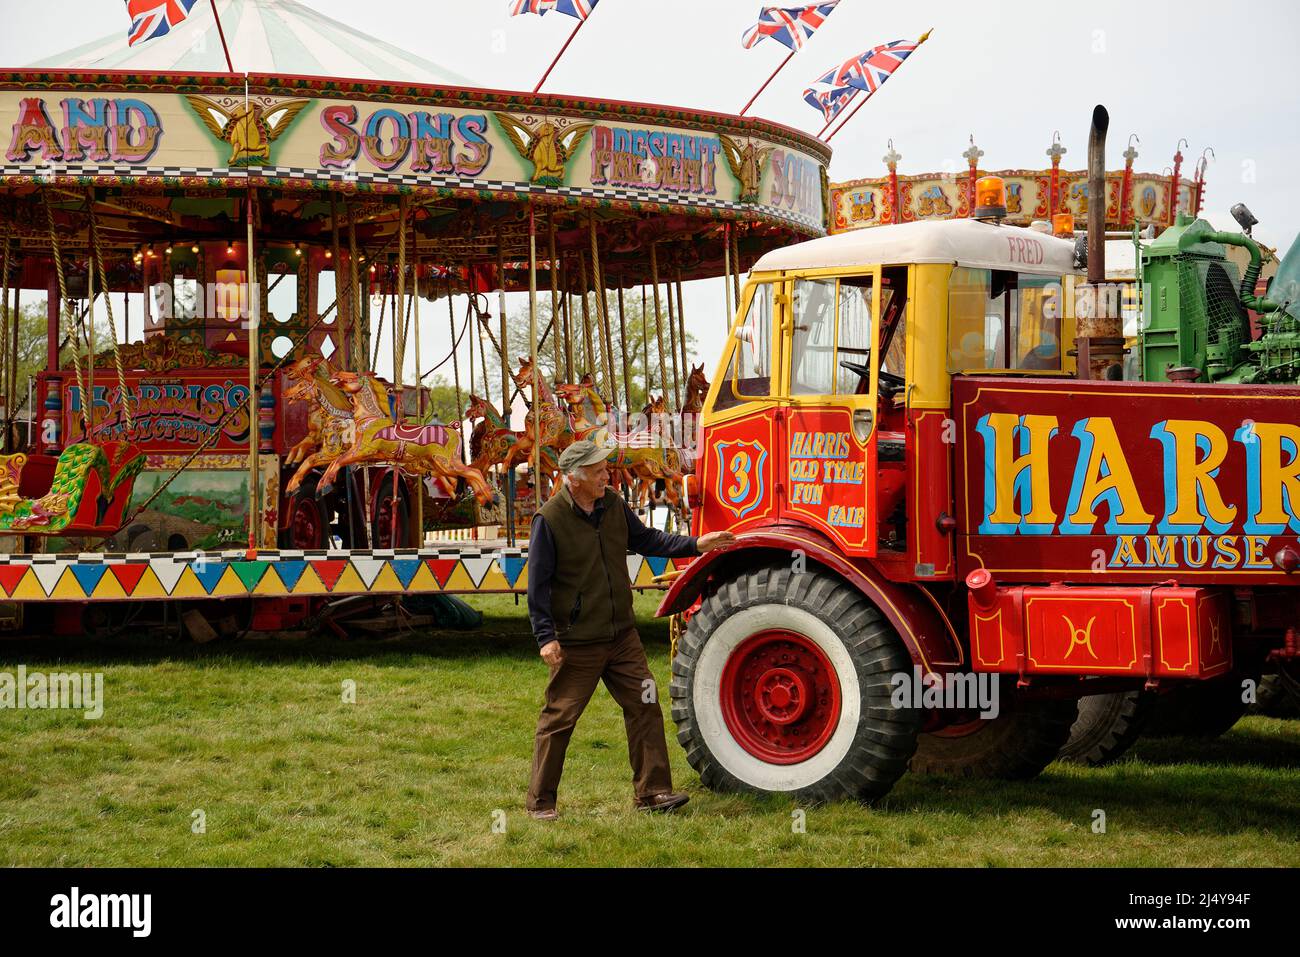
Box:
<box><xmin>1075</xmin><ymin>105</ymin><xmax>1125</xmax><ymax>380</ymax></box>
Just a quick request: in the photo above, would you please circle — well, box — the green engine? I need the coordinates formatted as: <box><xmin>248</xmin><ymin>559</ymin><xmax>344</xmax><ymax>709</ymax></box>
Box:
<box><xmin>1140</xmin><ymin>209</ymin><xmax>1300</xmax><ymax>384</ymax></box>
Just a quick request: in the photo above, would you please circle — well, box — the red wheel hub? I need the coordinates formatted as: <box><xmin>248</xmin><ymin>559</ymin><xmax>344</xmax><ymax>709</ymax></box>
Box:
<box><xmin>719</xmin><ymin>630</ymin><xmax>842</xmax><ymax>764</ymax></box>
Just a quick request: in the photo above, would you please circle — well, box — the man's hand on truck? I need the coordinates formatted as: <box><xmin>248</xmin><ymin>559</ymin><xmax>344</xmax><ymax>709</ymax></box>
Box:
<box><xmin>697</xmin><ymin>531</ymin><xmax>737</xmax><ymax>552</ymax></box>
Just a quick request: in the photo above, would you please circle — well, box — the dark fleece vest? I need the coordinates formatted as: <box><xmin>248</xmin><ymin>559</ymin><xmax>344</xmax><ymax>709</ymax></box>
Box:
<box><xmin>538</xmin><ymin>485</ymin><xmax>634</xmax><ymax>644</ymax></box>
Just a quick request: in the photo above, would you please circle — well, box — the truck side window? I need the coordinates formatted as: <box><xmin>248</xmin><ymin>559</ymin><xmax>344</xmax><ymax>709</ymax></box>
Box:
<box><xmin>949</xmin><ymin>267</ymin><xmax>1064</xmax><ymax>372</ymax></box>
<box><xmin>835</xmin><ymin>278</ymin><xmax>874</xmax><ymax>395</ymax></box>
<box><xmin>791</xmin><ymin>278</ymin><xmax>837</xmax><ymax>394</ymax></box>
<box><xmin>716</xmin><ymin>282</ymin><xmax>773</xmax><ymax>410</ymax></box>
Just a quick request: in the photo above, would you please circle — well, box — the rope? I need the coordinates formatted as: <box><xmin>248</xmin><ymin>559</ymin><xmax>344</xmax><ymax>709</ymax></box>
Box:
<box><xmin>42</xmin><ymin>191</ymin><xmax>90</xmax><ymax>435</ymax></box>
<box><xmin>87</xmin><ymin>190</ymin><xmax>132</xmax><ymax>431</ymax></box>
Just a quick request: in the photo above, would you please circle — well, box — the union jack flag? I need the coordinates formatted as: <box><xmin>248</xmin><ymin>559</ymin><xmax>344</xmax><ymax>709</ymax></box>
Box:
<box><xmin>742</xmin><ymin>3</ymin><xmax>840</xmax><ymax>51</ymax></box>
<box><xmin>818</xmin><ymin>37</ymin><xmax>926</xmax><ymax>95</ymax></box>
<box><xmin>124</xmin><ymin>0</ymin><xmax>201</xmax><ymax>47</ymax></box>
<box><xmin>509</xmin><ymin>0</ymin><xmax>599</xmax><ymax>18</ymax></box>
<box><xmin>802</xmin><ymin>84</ymin><xmax>858</xmax><ymax>123</ymax></box>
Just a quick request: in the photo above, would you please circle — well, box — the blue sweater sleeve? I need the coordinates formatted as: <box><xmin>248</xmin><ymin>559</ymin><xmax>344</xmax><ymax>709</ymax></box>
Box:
<box><xmin>622</xmin><ymin>500</ymin><xmax>699</xmax><ymax>558</ymax></box>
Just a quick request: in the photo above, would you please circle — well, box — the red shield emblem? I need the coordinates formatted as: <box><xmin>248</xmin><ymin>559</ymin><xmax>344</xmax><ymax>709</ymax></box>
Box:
<box><xmin>714</xmin><ymin>439</ymin><xmax>768</xmax><ymax>521</ymax></box>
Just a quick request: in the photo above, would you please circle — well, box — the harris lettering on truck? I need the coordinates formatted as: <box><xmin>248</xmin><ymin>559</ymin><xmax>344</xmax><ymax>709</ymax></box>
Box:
<box><xmin>964</xmin><ymin>395</ymin><xmax>1300</xmax><ymax>573</ymax></box>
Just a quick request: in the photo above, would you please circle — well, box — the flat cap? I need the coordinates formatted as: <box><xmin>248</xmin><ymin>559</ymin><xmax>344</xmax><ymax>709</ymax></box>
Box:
<box><xmin>558</xmin><ymin>439</ymin><xmax>610</xmax><ymax>471</ymax></box>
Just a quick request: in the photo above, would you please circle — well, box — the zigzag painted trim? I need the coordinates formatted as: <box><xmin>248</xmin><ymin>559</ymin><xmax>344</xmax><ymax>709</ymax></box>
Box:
<box><xmin>0</xmin><ymin>549</ymin><xmax>695</xmax><ymax>601</ymax></box>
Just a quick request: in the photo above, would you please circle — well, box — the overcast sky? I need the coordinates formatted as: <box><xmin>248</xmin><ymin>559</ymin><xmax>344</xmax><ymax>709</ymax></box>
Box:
<box><xmin>2</xmin><ymin>0</ymin><xmax>1297</xmax><ymax>405</ymax></box>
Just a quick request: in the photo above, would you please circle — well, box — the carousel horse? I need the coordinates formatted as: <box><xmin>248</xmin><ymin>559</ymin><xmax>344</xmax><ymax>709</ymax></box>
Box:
<box><xmin>555</xmin><ymin>378</ymin><xmax>688</xmax><ymax>515</ymax></box>
<box><xmin>321</xmin><ymin>370</ymin><xmax>495</xmax><ymax>506</ymax></box>
<box><xmin>282</xmin><ymin>353</ymin><xmax>358</xmax><ymax>494</ymax></box>
<box><xmin>0</xmin><ymin>441</ymin><xmax>145</xmax><ymax>536</ymax></box>
<box><xmin>510</xmin><ymin>357</ymin><xmax>578</xmax><ymax>481</ymax></box>
<box><xmin>464</xmin><ymin>393</ymin><xmax>524</xmax><ymax>476</ymax></box>
<box><xmin>678</xmin><ymin>363</ymin><xmax>709</xmax><ymax>475</ymax></box>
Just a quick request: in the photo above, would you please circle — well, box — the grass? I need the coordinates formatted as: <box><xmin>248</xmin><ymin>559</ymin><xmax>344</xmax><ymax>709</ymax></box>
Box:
<box><xmin>0</xmin><ymin>591</ymin><xmax>1296</xmax><ymax>867</ymax></box>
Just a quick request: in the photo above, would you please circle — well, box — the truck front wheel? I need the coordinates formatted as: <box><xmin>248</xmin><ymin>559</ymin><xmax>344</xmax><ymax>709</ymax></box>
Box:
<box><xmin>669</xmin><ymin>566</ymin><xmax>920</xmax><ymax>803</ymax></box>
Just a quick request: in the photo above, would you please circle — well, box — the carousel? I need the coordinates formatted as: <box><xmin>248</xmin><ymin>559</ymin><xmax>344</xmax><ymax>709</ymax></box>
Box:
<box><xmin>0</xmin><ymin>0</ymin><xmax>830</xmax><ymax>634</ymax></box>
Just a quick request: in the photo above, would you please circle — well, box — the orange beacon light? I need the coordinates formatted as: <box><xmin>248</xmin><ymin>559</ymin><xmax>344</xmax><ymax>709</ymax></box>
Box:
<box><xmin>974</xmin><ymin>175</ymin><xmax>1008</xmax><ymax>221</ymax></box>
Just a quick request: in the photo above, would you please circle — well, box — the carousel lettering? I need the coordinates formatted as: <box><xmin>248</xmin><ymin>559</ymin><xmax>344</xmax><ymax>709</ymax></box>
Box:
<box><xmin>770</xmin><ymin>150</ymin><xmax>819</xmax><ymax>215</ymax></box>
<box><xmin>6</xmin><ymin>97</ymin><xmax>163</xmax><ymax>164</ymax></box>
<box><xmin>319</xmin><ymin>104</ymin><xmax>490</xmax><ymax>175</ymax></box>
<box><xmin>590</xmin><ymin>125</ymin><xmax>720</xmax><ymax>194</ymax></box>
<box><xmin>975</xmin><ymin>413</ymin><xmax>1300</xmax><ymax>560</ymax></box>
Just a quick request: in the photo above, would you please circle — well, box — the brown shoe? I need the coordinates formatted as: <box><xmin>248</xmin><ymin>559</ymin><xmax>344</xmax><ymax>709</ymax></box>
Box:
<box><xmin>635</xmin><ymin>791</ymin><xmax>690</xmax><ymax>813</ymax></box>
<box><xmin>527</xmin><ymin>807</ymin><xmax>559</xmax><ymax>821</ymax></box>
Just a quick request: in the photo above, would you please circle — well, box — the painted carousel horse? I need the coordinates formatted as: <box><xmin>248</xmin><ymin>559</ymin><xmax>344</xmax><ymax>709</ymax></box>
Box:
<box><xmin>678</xmin><ymin>363</ymin><xmax>709</xmax><ymax>475</ymax></box>
<box><xmin>321</xmin><ymin>370</ymin><xmax>495</xmax><ymax>506</ymax></box>
<box><xmin>464</xmin><ymin>393</ymin><xmax>524</xmax><ymax>476</ymax></box>
<box><xmin>282</xmin><ymin>353</ymin><xmax>358</xmax><ymax>494</ymax></box>
<box><xmin>509</xmin><ymin>357</ymin><xmax>578</xmax><ymax>483</ymax></box>
<box><xmin>0</xmin><ymin>442</ymin><xmax>145</xmax><ymax>536</ymax></box>
<box><xmin>555</xmin><ymin>377</ymin><xmax>688</xmax><ymax>514</ymax></box>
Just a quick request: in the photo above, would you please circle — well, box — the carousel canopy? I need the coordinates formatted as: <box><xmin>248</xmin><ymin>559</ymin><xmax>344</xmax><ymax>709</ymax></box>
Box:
<box><xmin>25</xmin><ymin>0</ymin><xmax>469</xmax><ymax>86</ymax></box>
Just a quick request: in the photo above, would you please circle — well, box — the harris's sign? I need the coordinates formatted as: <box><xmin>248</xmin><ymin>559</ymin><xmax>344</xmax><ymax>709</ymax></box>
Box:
<box><xmin>954</xmin><ymin>378</ymin><xmax>1300</xmax><ymax>583</ymax></box>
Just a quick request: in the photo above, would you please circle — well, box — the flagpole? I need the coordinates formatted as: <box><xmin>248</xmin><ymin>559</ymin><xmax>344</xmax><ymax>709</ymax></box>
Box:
<box><xmin>822</xmin><ymin>29</ymin><xmax>932</xmax><ymax>142</ymax></box>
<box><xmin>209</xmin><ymin>0</ymin><xmax>235</xmax><ymax>73</ymax></box>
<box><xmin>739</xmin><ymin>49</ymin><xmax>795</xmax><ymax>116</ymax></box>
<box><xmin>533</xmin><ymin>15</ymin><xmax>593</xmax><ymax>93</ymax></box>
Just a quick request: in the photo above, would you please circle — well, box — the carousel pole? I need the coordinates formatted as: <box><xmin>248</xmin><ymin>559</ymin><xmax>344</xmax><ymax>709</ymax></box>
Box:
<box><xmin>616</xmin><ymin>281</ymin><xmax>631</xmax><ymax>416</ymax></box>
<box><xmin>0</xmin><ymin>227</ymin><xmax>9</xmax><ymax>451</ymax></box>
<box><xmin>578</xmin><ymin>252</ymin><xmax>594</xmax><ymax>381</ymax></box>
<box><xmin>675</xmin><ymin>269</ymin><xmax>688</xmax><ymax>381</ymax></box>
<box><xmin>330</xmin><ymin>195</ymin><xmax>346</xmax><ymax>360</ymax></box>
<box><xmin>648</xmin><ymin>245</ymin><xmax>669</xmax><ymax>415</ymax></box>
<box><xmin>528</xmin><ymin>205</ymin><xmax>541</xmax><ymax>512</ymax></box>
<box><xmin>640</xmin><ymin>285</ymin><xmax>651</xmax><ymax>399</ymax></box>
<box><xmin>245</xmin><ymin>186</ymin><xmax>260</xmax><ymax>554</ymax></box>
<box><xmin>665</xmin><ymin>262</ymin><xmax>681</xmax><ymax>409</ymax></box>
<box><xmin>392</xmin><ymin>196</ymin><xmax>409</xmax><ymax>549</ymax></box>
<box><xmin>348</xmin><ymin>212</ymin><xmax>362</xmax><ymax>370</ymax></box>
<box><xmin>85</xmin><ymin>212</ymin><xmax>96</xmax><ymax>438</ymax></box>
<box><xmin>447</xmin><ymin>275</ymin><xmax>464</xmax><ymax>461</ymax></box>
<box><xmin>723</xmin><ymin>222</ymin><xmax>733</xmax><ymax>331</ymax></box>
<box><xmin>730</xmin><ymin>224</ymin><xmax>742</xmax><ymax>308</ymax></box>
<box><xmin>561</xmin><ymin>269</ymin><xmax>573</xmax><ymax>382</ymax></box>
<box><xmin>547</xmin><ymin>212</ymin><xmax>561</xmax><ymax>382</ymax></box>
<box><xmin>588</xmin><ymin>214</ymin><xmax>616</xmax><ymax>410</ymax></box>
<box><xmin>496</xmin><ymin>234</ymin><xmax>510</xmax><ymax>424</ymax></box>
<box><xmin>8</xmin><ymin>283</ymin><xmax>18</xmax><ymax>453</ymax></box>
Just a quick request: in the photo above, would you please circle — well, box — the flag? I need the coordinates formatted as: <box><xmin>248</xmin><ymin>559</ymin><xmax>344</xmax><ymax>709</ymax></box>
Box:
<box><xmin>742</xmin><ymin>3</ymin><xmax>840</xmax><ymax>51</ymax></box>
<box><xmin>124</xmin><ymin>0</ymin><xmax>201</xmax><ymax>47</ymax></box>
<box><xmin>510</xmin><ymin>0</ymin><xmax>599</xmax><ymax>18</ymax></box>
<box><xmin>802</xmin><ymin>84</ymin><xmax>858</xmax><ymax>123</ymax></box>
<box><xmin>823</xmin><ymin>36</ymin><xmax>927</xmax><ymax>96</ymax></box>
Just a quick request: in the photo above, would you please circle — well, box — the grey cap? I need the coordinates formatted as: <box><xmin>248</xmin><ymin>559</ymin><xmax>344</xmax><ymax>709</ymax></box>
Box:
<box><xmin>558</xmin><ymin>439</ymin><xmax>609</xmax><ymax>471</ymax></box>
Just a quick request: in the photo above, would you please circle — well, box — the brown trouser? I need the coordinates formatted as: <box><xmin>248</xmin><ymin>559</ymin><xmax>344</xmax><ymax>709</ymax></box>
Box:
<box><xmin>527</xmin><ymin>626</ymin><xmax>673</xmax><ymax>811</ymax></box>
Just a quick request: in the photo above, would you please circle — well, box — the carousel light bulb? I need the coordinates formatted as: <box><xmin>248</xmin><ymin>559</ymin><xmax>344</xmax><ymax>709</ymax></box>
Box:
<box><xmin>369</xmin><ymin>264</ymin><xmax>377</xmax><ymax>274</ymax></box>
<box><xmin>294</xmin><ymin>243</ymin><xmax>302</xmax><ymax>257</ymax></box>
<box><xmin>191</xmin><ymin>244</ymin><xmax>200</xmax><ymax>254</ymax></box>
<box><xmin>227</xmin><ymin>242</ymin><xmax>235</xmax><ymax>255</ymax></box>
<box><xmin>165</xmin><ymin>243</ymin><xmax>173</xmax><ymax>255</ymax></box>
<box><xmin>324</xmin><ymin>249</ymin><xmax>333</xmax><ymax>259</ymax></box>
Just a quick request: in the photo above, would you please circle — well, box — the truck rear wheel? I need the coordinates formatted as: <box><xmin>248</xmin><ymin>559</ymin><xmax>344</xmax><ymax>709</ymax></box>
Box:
<box><xmin>1057</xmin><ymin>689</ymin><xmax>1152</xmax><ymax>766</ymax></box>
<box><xmin>669</xmin><ymin>566</ymin><xmax>920</xmax><ymax>803</ymax></box>
<box><xmin>909</xmin><ymin>686</ymin><xmax>1077</xmax><ymax>779</ymax></box>
<box><xmin>1145</xmin><ymin>676</ymin><xmax>1250</xmax><ymax>738</ymax></box>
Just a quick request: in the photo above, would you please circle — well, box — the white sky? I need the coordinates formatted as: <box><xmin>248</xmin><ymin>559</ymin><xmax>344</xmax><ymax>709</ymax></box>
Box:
<box><xmin>2</xmin><ymin>0</ymin><xmax>1297</xmax><ymax>418</ymax></box>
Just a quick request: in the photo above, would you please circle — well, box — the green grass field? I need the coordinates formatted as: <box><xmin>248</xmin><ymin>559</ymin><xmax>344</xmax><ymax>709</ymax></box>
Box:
<box><xmin>1</xmin><ymin>592</ymin><xmax>1296</xmax><ymax>867</ymax></box>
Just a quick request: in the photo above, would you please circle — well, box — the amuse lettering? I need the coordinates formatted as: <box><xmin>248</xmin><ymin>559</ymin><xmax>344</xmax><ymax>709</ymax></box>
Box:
<box><xmin>976</xmin><ymin>413</ymin><xmax>1300</xmax><ymax>569</ymax></box>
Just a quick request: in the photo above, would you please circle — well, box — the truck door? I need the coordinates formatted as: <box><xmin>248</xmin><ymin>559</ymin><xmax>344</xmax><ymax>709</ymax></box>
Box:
<box><xmin>780</xmin><ymin>270</ymin><xmax>881</xmax><ymax>557</ymax></box>
<box><xmin>696</xmin><ymin>280</ymin><xmax>784</xmax><ymax>536</ymax></box>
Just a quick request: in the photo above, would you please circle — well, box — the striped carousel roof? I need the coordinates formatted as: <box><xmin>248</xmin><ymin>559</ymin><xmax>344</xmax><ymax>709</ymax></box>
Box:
<box><xmin>26</xmin><ymin>0</ymin><xmax>469</xmax><ymax>86</ymax></box>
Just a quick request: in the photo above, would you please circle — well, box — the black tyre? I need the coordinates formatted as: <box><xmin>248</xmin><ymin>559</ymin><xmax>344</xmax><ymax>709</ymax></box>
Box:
<box><xmin>910</xmin><ymin>683</ymin><xmax>1077</xmax><ymax>779</ymax></box>
<box><xmin>1252</xmin><ymin>673</ymin><xmax>1300</xmax><ymax>718</ymax></box>
<box><xmin>1145</xmin><ymin>676</ymin><xmax>1251</xmax><ymax>738</ymax></box>
<box><xmin>280</xmin><ymin>477</ymin><xmax>328</xmax><ymax>550</ymax></box>
<box><xmin>669</xmin><ymin>565</ymin><xmax>920</xmax><ymax>803</ymax></box>
<box><xmin>1058</xmin><ymin>689</ymin><xmax>1153</xmax><ymax>766</ymax></box>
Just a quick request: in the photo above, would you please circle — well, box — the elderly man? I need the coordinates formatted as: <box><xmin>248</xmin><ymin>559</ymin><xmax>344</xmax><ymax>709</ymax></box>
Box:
<box><xmin>525</xmin><ymin>439</ymin><xmax>734</xmax><ymax>820</ymax></box>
